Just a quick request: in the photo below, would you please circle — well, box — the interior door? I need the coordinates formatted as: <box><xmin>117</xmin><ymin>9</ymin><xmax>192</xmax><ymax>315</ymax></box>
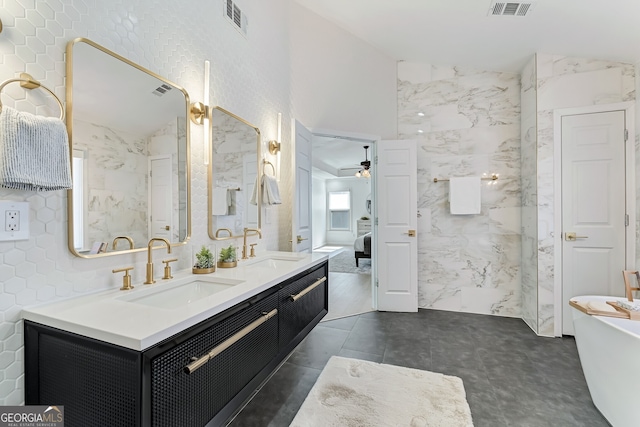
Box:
<box><xmin>561</xmin><ymin>110</ymin><xmax>627</xmax><ymax>335</ymax></box>
<box><xmin>376</xmin><ymin>140</ymin><xmax>418</xmax><ymax>312</ymax></box>
<box><xmin>149</xmin><ymin>156</ymin><xmax>172</xmax><ymax>240</ymax></box>
<box><xmin>292</xmin><ymin>120</ymin><xmax>312</xmax><ymax>252</ymax></box>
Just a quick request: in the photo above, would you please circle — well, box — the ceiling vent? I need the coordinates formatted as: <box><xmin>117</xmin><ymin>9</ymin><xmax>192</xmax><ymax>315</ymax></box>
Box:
<box><xmin>152</xmin><ymin>84</ymin><xmax>173</xmax><ymax>97</ymax></box>
<box><xmin>225</xmin><ymin>0</ymin><xmax>248</xmax><ymax>36</ymax></box>
<box><xmin>488</xmin><ymin>2</ymin><xmax>535</xmax><ymax>16</ymax></box>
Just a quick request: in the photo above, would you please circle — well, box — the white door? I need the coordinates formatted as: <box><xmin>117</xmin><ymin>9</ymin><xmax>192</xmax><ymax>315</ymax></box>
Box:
<box><xmin>376</xmin><ymin>140</ymin><xmax>418</xmax><ymax>312</ymax></box>
<box><xmin>149</xmin><ymin>156</ymin><xmax>172</xmax><ymax>240</ymax></box>
<box><xmin>561</xmin><ymin>111</ymin><xmax>627</xmax><ymax>334</ymax></box>
<box><xmin>292</xmin><ymin>120</ymin><xmax>312</xmax><ymax>252</ymax></box>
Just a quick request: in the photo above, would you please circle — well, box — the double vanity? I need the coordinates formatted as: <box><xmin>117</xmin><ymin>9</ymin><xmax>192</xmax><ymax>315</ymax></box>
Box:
<box><xmin>19</xmin><ymin>36</ymin><xmax>321</xmax><ymax>427</ymax></box>
<box><xmin>23</xmin><ymin>252</ymin><xmax>329</xmax><ymax>426</ymax></box>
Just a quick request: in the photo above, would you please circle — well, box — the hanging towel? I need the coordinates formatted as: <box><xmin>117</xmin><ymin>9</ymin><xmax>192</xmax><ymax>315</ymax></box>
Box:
<box><xmin>0</xmin><ymin>105</ymin><xmax>72</xmax><ymax>191</ymax></box>
<box><xmin>212</xmin><ymin>187</ymin><xmax>230</xmax><ymax>215</ymax></box>
<box><xmin>449</xmin><ymin>176</ymin><xmax>481</xmax><ymax>215</ymax></box>
<box><xmin>262</xmin><ymin>174</ymin><xmax>282</xmax><ymax>205</ymax></box>
<box><xmin>250</xmin><ymin>176</ymin><xmax>259</xmax><ymax>205</ymax></box>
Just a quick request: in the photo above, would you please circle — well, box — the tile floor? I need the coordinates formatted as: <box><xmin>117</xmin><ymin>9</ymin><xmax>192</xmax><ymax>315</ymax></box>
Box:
<box><xmin>229</xmin><ymin>309</ymin><xmax>609</xmax><ymax>427</ymax></box>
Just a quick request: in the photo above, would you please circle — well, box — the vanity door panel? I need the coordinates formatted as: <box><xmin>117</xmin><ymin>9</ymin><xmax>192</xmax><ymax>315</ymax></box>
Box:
<box><xmin>148</xmin><ymin>291</ymin><xmax>279</xmax><ymax>427</ymax></box>
<box><xmin>278</xmin><ymin>262</ymin><xmax>328</xmax><ymax>350</ymax></box>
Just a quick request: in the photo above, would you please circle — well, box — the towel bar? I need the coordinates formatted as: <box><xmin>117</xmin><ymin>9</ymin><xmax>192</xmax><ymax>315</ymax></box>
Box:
<box><xmin>263</xmin><ymin>159</ymin><xmax>276</xmax><ymax>176</ymax></box>
<box><xmin>0</xmin><ymin>73</ymin><xmax>64</xmax><ymax>120</ymax></box>
<box><xmin>433</xmin><ymin>173</ymin><xmax>498</xmax><ymax>183</ymax></box>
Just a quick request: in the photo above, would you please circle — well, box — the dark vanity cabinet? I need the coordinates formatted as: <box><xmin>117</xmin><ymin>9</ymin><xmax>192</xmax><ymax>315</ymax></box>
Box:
<box><xmin>25</xmin><ymin>261</ymin><xmax>328</xmax><ymax>427</ymax></box>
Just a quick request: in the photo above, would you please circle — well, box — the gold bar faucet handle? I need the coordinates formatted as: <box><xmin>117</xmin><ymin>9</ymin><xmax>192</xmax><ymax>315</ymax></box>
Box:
<box><xmin>112</xmin><ymin>266</ymin><xmax>134</xmax><ymax>290</ymax></box>
<box><xmin>162</xmin><ymin>258</ymin><xmax>178</xmax><ymax>280</ymax></box>
<box><xmin>250</xmin><ymin>243</ymin><xmax>257</xmax><ymax>257</ymax></box>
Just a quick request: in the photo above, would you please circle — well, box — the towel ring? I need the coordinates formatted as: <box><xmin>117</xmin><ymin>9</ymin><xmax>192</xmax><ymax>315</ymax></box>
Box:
<box><xmin>0</xmin><ymin>73</ymin><xmax>64</xmax><ymax>120</ymax></box>
<box><xmin>263</xmin><ymin>159</ymin><xmax>276</xmax><ymax>176</ymax></box>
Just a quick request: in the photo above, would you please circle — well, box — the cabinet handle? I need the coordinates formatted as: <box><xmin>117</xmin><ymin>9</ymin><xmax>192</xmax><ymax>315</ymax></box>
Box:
<box><xmin>290</xmin><ymin>277</ymin><xmax>327</xmax><ymax>302</ymax></box>
<box><xmin>184</xmin><ymin>309</ymin><xmax>278</xmax><ymax>374</ymax></box>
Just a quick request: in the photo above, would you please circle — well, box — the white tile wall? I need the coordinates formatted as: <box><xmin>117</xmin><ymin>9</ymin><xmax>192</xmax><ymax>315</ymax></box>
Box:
<box><xmin>533</xmin><ymin>54</ymin><xmax>636</xmax><ymax>336</ymax></box>
<box><xmin>398</xmin><ymin>62</ymin><xmax>522</xmax><ymax>317</ymax></box>
<box><xmin>0</xmin><ymin>0</ymin><xmax>291</xmax><ymax>404</ymax></box>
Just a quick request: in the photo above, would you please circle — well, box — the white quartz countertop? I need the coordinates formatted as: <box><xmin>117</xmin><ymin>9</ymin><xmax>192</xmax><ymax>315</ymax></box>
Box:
<box><xmin>22</xmin><ymin>251</ymin><xmax>328</xmax><ymax>351</ymax></box>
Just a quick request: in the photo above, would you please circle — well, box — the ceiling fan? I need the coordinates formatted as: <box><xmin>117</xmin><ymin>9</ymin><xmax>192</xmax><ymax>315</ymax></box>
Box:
<box><xmin>354</xmin><ymin>146</ymin><xmax>371</xmax><ymax>178</ymax></box>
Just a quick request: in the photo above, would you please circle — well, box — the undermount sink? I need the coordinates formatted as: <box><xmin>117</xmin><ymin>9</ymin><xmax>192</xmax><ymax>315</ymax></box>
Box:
<box><xmin>117</xmin><ymin>276</ymin><xmax>244</xmax><ymax>309</ymax></box>
<box><xmin>244</xmin><ymin>254</ymin><xmax>304</xmax><ymax>269</ymax></box>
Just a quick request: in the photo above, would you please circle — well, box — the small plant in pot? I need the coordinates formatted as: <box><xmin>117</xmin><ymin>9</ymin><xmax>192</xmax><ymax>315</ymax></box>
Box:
<box><xmin>193</xmin><ymin>245</ymin><xmax>215</xmax><ymax>274</ymax></box>
<box><xmin>218</xmin><ymin>244</ymin><xmax>237</xmax><ymax>268</ymax></box>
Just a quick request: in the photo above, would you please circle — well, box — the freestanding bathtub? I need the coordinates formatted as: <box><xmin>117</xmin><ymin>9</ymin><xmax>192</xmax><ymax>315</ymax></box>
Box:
<box><xmin>570</xmin><ymin>295</ymin><xmax>640</xmax><ymax>427</ymax></box>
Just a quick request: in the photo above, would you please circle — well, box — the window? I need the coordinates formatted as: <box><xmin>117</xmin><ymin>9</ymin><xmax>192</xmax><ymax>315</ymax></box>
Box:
<box><xmin>328</xmin><ymin>191</ymin><xmax>351</xmax><ymax>230</ymax></box>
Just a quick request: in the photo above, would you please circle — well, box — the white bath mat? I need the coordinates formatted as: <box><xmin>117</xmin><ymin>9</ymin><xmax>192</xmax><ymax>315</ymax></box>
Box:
<box><xmin>290</xmin><ymin>356</ymin><xmax>474</xmax><ymax>427</ymax></box>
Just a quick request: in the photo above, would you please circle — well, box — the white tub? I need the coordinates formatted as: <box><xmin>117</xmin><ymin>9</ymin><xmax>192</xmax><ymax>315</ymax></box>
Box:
<box><xmin>571</xmin><ymin>295</ymin><xmax>640</xmax><ymax>427</ymax></box>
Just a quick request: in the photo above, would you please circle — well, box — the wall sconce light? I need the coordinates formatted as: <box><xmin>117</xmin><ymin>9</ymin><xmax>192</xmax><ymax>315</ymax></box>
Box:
<box><xmin>268</xmin><ymin>140</ymin><xmax>281</xmax><ymax>155</ymax></box>
<box><xmin>268</xmin><ymin>112</ymin><xmax>282</xmax><ymax>155</ymax></box>
<box><xmin>189</xmin><ymin>60</ymin><xmax>211</xmax><ymax>165</ymax></box>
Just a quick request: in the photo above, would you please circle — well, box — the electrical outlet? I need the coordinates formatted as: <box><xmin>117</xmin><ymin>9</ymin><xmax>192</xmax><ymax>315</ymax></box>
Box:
<box><xmin>5</xmin><ymin>210</ymin><xmax>19</xmax><ymax>231</ymax></box>
<box><xmin>0</xmin><ymin>201</ymin><xmax>29</xmax><ymax>241</ymax></box>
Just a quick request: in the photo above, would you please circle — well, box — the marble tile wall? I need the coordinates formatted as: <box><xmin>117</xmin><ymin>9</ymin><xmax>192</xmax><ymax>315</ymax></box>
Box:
<box><xmin>520</xmin><ymin>56</ymin><xmax>538</xmax><ymax>333</ymax></box>
<box><xmin>73</xmin><ymin>120</ymin><xmax>149</xmax><ymax>249</ymax></box>
<box><xmin>534</xmin><ymin>54</ymin><xmax>636</xmax><ymax>336</ymax></box>
<box><xmin>211</xmin><ymin>111</ymin><xmax>259</xmax><ymax>236</ymax></box>
<box><xmin>398</xmin><ymin>62</ymin><xmax>522</xmax><ymax>317</ymax></box>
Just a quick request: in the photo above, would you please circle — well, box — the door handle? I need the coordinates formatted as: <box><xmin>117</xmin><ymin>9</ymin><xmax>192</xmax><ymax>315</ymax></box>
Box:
<box><xmin>165</xmin><ymin>225</ymin><xmax>170</xmax><ymax>231</ymax></box>
<box><xmin>565</xmin><ymin>232</ymin><xmax>588</xmax><ymax>241</ymax></box>
<box><xmin>403</xmin><ymin>229</ymin><xmax>416</xmax><ymax>237</ymax></box>
<box><xmin>297</xmin><ymin>235</ymin><xmax>308</xmax><ymax>243</ymax></box>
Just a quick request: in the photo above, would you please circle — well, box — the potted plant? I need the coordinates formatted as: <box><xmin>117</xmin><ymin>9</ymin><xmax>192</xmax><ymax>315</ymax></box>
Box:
<box><xmin>218</xmin><ymin>244</ymin><xmax>237</xmax><ymax>268</ymax></box>
<box><xmin>193</xmin><ymin>245</ymin><xmax>215</xmax><ymax>274</ymax></box>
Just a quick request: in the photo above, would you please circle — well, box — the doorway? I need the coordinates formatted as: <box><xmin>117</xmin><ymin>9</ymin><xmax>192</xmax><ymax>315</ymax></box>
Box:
<box><xmin>554</xmin><ymin>102</ymin><xmax>636</xmax><ymax>336</ymax></box>
<box><xmin>309</xmin><ymin>129</ymin><xmax>379</xmax><ymax>321</ymax></box>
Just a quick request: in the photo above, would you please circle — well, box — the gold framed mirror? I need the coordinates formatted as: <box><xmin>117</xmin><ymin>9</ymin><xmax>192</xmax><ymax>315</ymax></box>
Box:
<box><xmin>66</xmin><ymin>38</ymin><xmax>191</xmax><ymax>257</ymax></box>
<box><xmin>208</xmin><ymin>106</ymin><xmax>261</xmax><ymax>240</ymax></box>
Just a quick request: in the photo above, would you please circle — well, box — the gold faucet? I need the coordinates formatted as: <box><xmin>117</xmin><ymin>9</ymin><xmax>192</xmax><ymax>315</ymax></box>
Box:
<box><xmin>145</xmin><ymin>238</ymin><xmax>172</xmax><ymax>284</ymax></box>
<box><xmin>112</xmin><ymin>236</ymin><xmax>134</xmax><ymax>251</ymax></box>
<box><xmin>242</xmin><ymin>228</ymin><xmax>262</xmax><ymax>260</ymax></box>
<box><xmin>215</xmin><ymin>228</ymin><xmax>233</xmax><ymax>238</ymax></box>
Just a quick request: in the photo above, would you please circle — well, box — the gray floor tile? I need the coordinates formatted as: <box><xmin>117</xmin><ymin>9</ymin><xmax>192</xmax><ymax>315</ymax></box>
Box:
<box><xmin>318</xmin><ymin>314</ymin><xmax>359</xmax><ymax>331</ymax></box>
<box><xmin>232</xmin><ymin>309</ymin><xmax>610</xmax><ymax>427</ymax></box>
<box><xmin>286</xmin><ymin>325</ymin><xmax>349</xmax><ymax>370</ymax></box>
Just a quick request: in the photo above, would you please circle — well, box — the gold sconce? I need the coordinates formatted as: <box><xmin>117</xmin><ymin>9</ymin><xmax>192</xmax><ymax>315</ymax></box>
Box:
<box><xmin>268</xmin><ymin>112</ymin><xmax>282</xmax><ymax>155</ymax></box>
<box><xmin>268</xmin><ymin>140</ymin><xmax>280</xmax><ymax>155</ymax></box>
<box><xmin>190</xmin><ymin>60</ymin><xmax>211</xmax><ymax>165</ymax></box>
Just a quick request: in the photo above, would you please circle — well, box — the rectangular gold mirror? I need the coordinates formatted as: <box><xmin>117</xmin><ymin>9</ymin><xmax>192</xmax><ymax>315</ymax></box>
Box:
<box><xmin>208</xmin><ymin>107</ymin><xmax>261</xmax><ymax>240</ymax></box>
<box><xmin>66</xmin><ymin>38</ymin><xmax>191</xmax><ymax>257</ymax></box>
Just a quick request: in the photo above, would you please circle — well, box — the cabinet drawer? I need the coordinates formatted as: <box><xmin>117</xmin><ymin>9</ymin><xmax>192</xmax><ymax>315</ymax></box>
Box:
<box><xmin>150</xmin><ymin>292</ymin><xmax>279</xmax><ymax>427</ymax></box>
<box><xmin>279</xmin><ymin>263</ymin><xmax>328</xmax><ymax>349</ymax></box>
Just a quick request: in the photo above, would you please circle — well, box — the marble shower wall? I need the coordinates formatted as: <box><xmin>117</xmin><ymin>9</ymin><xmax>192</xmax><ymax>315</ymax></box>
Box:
<box><xmin>211</xmin><ymin>111</ymin><xmax>259</xmax><ymax>235</ymax></box>
<box><xmin>534</xmin><ymin>54</ymin><xmax>636</xmax><ymax>336</ymax></box>
<box><xmin>73</xmin><ymin>120</ymin><xmax>150</xmax><ymax>248</ymax></box>
<box><xmin>520</xmin><ymin>56</ymin><xmax>538</xmax><ymax>333</ymax></box>
<box><xmin>398</xmin><ymin>62</ymin><xmax>522</xmax><ymax>317</ymax></box>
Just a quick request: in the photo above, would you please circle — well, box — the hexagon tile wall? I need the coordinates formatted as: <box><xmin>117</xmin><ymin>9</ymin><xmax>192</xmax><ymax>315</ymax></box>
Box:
<box><xmin>0</xmin><ymin>0</ymin><xmax>291</xmax><ymax>404</ymax></box>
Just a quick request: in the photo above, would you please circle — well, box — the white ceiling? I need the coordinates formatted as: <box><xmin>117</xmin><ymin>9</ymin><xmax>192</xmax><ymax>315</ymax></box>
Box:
<box><xmin>293</xmin><ymin>0</ymin><xmax>640</xmax><ymax>73</ymax></box>
<box><xmin>303</xmin><ymin>0</ymin><xmax>640</xmax><ymax>177</ymax></box>
<box><xmin>312</xmin><ymin>136</ymin><xmax>373</xmax><ymax>179</ymax></box>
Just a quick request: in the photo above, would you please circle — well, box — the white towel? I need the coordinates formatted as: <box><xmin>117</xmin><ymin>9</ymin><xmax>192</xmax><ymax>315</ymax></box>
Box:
<box><xmin>449</xmin><ymin>176</ymin><xmax>481</xmax><ymax>215</ymax></box>
<box><xmin>250</xmin><ymin>176</ymin><xmax>259</xmax><ymax>205</ymax></box>
<box><xmin>212</xmin><ymin>187</ymin><xmax>229</xmax><ymax>215</ymax></box>
<box><xmin>262</xmin><ymin>174</ymin><xmax>281</xmax><ymax>205</ymax></box>
<box><xmin>0</xmin><ymin>105</ymin><xmax>72</xmax><ymax>191</ymax></box>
